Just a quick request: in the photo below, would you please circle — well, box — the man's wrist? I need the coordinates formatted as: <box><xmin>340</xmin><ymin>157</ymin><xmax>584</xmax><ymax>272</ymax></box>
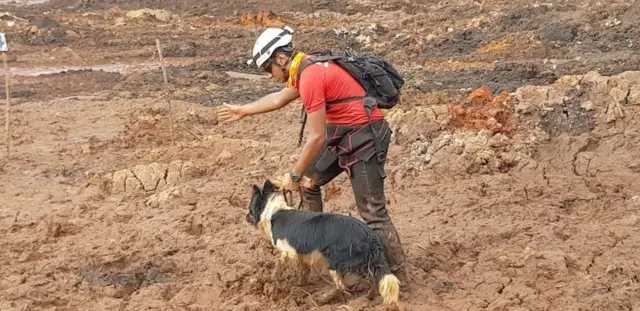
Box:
<box><xmin>238</xmin><ymin>105</ymin><xmax>249</xmax><ymax>116</ymax></box>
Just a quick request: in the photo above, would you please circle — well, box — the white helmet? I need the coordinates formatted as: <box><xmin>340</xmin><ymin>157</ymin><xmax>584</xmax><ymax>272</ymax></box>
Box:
<box><xmin>247</xmin><ymin>26</ymin><xmax>294</xmax><ymax>69</ymax></box>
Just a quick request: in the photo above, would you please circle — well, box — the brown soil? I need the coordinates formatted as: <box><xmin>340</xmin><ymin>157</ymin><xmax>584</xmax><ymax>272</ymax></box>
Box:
<box><xmin>1</xmin><ymin>1</ymin><xmax>640</xmax><ymax>311</ymax></box>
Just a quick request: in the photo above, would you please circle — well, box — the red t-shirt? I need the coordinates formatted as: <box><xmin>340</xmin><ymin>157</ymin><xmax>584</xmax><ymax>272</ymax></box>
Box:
<box><xmin>298</xmin><ymin>57</ymin><xmax>384</xmax><ymax>125</ymax></box>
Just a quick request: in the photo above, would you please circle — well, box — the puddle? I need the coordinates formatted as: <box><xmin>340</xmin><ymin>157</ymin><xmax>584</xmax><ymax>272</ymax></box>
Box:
<box><xmin>9</xmin><ymin>63</ymin><xmax>158</xmax><ymax>77</ymax></box>
<box><xmin>225</xmin><ymin>71</ymin><xmax>268</xmax><ymax>80</ymax></box>
<box><xmin>9</xmin><ymin>62</ymin><xmax>267</xmax><ymax>80</ymax></box>
<box><xmin>0</xmin><ymin>0</ymin><xmax>49</xmax><ymax>4</ymax></box>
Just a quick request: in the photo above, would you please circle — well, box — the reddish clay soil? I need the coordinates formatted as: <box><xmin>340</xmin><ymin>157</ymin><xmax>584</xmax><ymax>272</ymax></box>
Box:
<box><xmin>1</xmin><ymin>1</ymin><xmax>640</xmax><ymax>311</ymax></box>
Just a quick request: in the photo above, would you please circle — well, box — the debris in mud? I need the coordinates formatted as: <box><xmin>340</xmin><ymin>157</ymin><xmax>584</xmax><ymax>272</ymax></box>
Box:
<box><xmin>0</xmin><ymin>85</ymin><xmax>36</xmax><ymax>99</ymax></box>
<box><xmin>404</xmin><ymin>132</ymin><xmax>515</xmax><ymax>176</ymax></box>
<box><xmin>515</xmin><ymin>70</ymin><xmax>640</xmax><ymax>136</ymax></box>
<box><xmin>543</xmin><ymin>24</ymin><xmax>578</xmax><ymax>44</ymax></box>
<box><xmin>332</xmin><ymin>23</ymin><xmax>389</xmax><ymax>49</ymax></box>
<box><xmin>421</xmin><ymin>28</ymin><xmax>486</xmax><ymax>57</ymax></box>
<box><xmin>126</xmin><ymin>9</ymin><xmax>176</xmax><ymax>22</ymax></box>
<box><xmin>539</xmin><ymin>99</ymin><xmax>595</xmax><ymax>136</ymax></box>
<box><xmin>448</xmin><ymin>86</ymin><xmax>516</xmax><ymax>136</ymax></box>
<box><xmin>240</xmin><ymin>10</ymin><xmax>285</xmax><ymax>27</ymax></box>
<box><xmin>145</xmin><ymin>185</ymin><xmax>199</xmax><ymax>209</ymax></box>
<box><xmin>80</xmin><ymin>261</ymin><xmax>172</xmax><ymax>298</ymax></box>
<box><xmin>23</xmin><ymin>16</ymin><xmax>69</xmax><ymax>45</ymax></box>
<box><xmin>163</xmin><ymin>42</ymin><xmax>198</xmax><ymax>58</ymax></box>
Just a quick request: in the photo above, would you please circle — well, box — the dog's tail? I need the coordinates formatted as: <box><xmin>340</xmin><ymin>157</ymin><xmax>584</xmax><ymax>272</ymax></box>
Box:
<box><xmin>378</xmin><ymin>273</ymin><xmax>401</xmax><ymax>305</ymax></box>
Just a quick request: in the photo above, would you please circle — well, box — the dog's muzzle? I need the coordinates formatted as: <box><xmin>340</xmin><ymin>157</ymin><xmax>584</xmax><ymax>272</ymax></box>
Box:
<box><xmin>246</xmin><ymin>213</ymin><xmax>254</xmax><ymax>224</ymax></box>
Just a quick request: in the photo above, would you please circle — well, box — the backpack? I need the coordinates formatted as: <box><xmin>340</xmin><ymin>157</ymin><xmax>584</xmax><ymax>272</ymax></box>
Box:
<box><xmin>297</xmin><ymin>49</ymin><xmax>405</xmax><ymax>109</ymax></box>
<box><xmin>295</xmin><ymin>49</ymin><xmax>405</xmax><ymax>162</ymax></box>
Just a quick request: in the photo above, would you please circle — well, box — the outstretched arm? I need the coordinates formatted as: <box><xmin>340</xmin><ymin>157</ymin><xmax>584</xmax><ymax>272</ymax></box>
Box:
<box><xmin>217</xmin><ymin>87</ymin><xmax>300</xmax><ymax>122</ymax></box>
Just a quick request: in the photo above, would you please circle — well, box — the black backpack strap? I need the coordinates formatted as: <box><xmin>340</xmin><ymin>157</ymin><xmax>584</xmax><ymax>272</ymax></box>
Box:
<box><xmin>362</xmin><ymin>97</ymin><xmax>386</xmax><ymax>167</ymax></box>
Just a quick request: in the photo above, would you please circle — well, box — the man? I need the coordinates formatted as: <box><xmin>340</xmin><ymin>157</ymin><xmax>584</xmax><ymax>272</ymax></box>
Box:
<box><xmin>217</xmin><ymin>26</ymin><xmax>411</xmax><ymax>290</ymax></box>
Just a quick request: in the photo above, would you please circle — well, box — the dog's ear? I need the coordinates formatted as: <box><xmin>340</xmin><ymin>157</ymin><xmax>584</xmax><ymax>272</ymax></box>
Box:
<box><xmin>252</xmin><ymin>184</ymin><xmax>261</xmax><ymax>194</ymax></box>
<box><xmin>263</xmin><ymin>179</ymin><xmax>275</xmax><ymax>193</ymax></box>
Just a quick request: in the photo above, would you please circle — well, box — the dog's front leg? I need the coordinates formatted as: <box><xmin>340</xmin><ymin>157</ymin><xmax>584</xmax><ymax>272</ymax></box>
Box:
<box><xmin>273</xmin><ymin>253</ymin><xmax>288</xmax><ymax>282</ymax></box>
<box><xmin>296</xmin><ymin>264</ymin><xmax>310</xmax><ymax>286</ymax></box>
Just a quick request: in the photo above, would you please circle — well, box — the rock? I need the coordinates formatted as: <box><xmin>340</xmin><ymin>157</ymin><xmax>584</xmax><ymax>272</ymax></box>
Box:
<box><xmin>216</xmin><ymin>150</ymin><xmax>233</xmax><ymax>164</ymax></box>
<box><xmin>515</xmin><ymin>101</ymin><xmax>534</xmax><ymax>114</ymax></box>
<box><xmin>608</xmin><ymin>75</ymin><xmax>635</xmax><ymax>91</ymax></box>
<box><xmin>468</xmin><ymin>86</ymin><xmax>493</xmax><ymax>105</ymax></box>
<box><xmin>6</xmin><ymin>275</ymin><xmax>26</xmax><ymax>286</ymax></box>
<box><xmin>166</xmin><ymin>160</ymin><xmax>183</xmax><ymax>186</ymax></box>
<box><xmin>65</xmin><ymin>30</ymin><xmax>80</xmax><ymax>39</ymax></box>
<box><xmin>205</xmin><ymin>83</ymin><xmax>220</xmax><ymax>91</ymax></box>
<box><xmin>180</xmin><ymin>161</ymin><xmax>201</xmax><ymax>180</ymax></box>
<box><xmin>125</xmin><ymin>172</ymin><xmax>143</xmax><ymax>193</ymax></box>
<box><xmin>132</xmin><ymin>163</ymin><xmax>168</xmax><ymax>191</ymax></box>
<box><xmin>112</xmin><ymin>169</ymin><xmax>143</xmax><ymax>193</ymax></box>
<box><xmin>581</xmin><ymin>71</ymin><xmax>610</xmax><ymax>94</ymax></box>
<box><xmin>187</xmin><ymin>214</ymin><xmax>204</xmax><ymax>235</ymax></box>
<box><xmin>543</xmin><ymin>24</ymin><xmax>577</xmax><ymax>43</ymax></box>
<box><xmin>610</xmin><ymin>87</ymin><xmax>628</xmax><ymax>104</ymax></box>
<box><xmin>581</xmin><ymin>101</ymin><xmax>595</xmax><ymax>111</ymax></box>
<box><xmin>115</xmin><ymin>17</ymin><xmax>126</xmax><ymax>26</ymax></box>
<box><xmin>177</xmin><ymin>187</ymin><xmax>199</xmax><ymax>206</ymax></box>
<box><xmin>126</xmin><ymin>9</ymin><xmax>176</xmax><ymax>22</ymax></box>
<box><xmin>606</xmin><ymin>102</ymin><xmax>625</xmax><ymax>123</ymax></box>
<box><xmin>535</xmin><ymin>250</ymin><xmax>568</xmax><ymax>278</ymax></box>
<box><xmin>617</xmin><ymin>71</ymin><xmax>640</xmax><ymax>83</ymax></box>
<box><xmin>31</xmin><ymin>17</ymin><xmax>60</xmax><ymax>29</ymax></box>
<box><xmin>145</xmin><ymin>187</ymin><xmax>177</xmax><ymax>208</ymax></box>
<box><xmin>515</xmin><ymin>85</ymin><xmax>549</xmax><ymax>108</ymax></box>
<box><xmin>112</xmin><ymin>170</ymin><xmax>127</xmax><ymax>193</ymax></box>
<box><xmin>240</xmin><ymin>10</ymin><xmax>285</xmax><ymax>27</ymax></box>
<box><xmin>81</xmin><ymin>144</ymin><xmax>92</xmax><ymax>154</ymax></box>
<box><xmin>555</xmin><ymin>74</ymin><xmax>582</xmax><ymax>89</ymax></box>
<box><xmin>137</xmin><ymin>115</ymin><xmax>156</xmax><ymax>130</ymax></box>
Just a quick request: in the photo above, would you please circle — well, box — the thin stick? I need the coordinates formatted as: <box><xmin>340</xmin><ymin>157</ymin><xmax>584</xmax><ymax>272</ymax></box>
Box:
<box><xmin>11</xmin><ymin>209</ymin><xmax>19</xmax><ymax>228</ymax></box>
<box><xmin>3</xmin><ymin>52</ymin><xmax>10</xmax><ymax>158</ymax></box>
<box><xmin>179</xmin><ymin>123</ymin><xmax>203</xmax><ymax>141</ymax></box>
<box><xmin>155</xmin><ymin>39</ymin><xmax>174</xmax><ymax>145</ymax></box>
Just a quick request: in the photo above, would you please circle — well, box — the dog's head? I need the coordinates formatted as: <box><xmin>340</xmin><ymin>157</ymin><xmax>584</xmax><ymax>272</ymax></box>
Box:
<box><xmin>246</xmin><ymin>179</ymin><xmax>278</xmax><ymax>227</ymax></box>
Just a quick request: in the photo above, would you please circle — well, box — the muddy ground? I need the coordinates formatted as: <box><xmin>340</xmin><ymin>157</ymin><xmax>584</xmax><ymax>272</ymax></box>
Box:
<box><xmin>1</xmin><ymin>0</ymin><xmax>639</xmax><ymax>310</ymax></box>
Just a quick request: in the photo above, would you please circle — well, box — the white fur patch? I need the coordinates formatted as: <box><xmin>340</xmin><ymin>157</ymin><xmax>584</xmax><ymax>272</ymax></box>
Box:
<box><xmin>257</xmin><ymin>193</ymin><xmax>294</xmax><ymax>244</ymax></box>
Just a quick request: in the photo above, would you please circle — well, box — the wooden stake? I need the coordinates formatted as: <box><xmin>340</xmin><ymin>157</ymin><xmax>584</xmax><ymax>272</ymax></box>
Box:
<box><xmin>3</xmin><ymin>52</ymin><xmax>10</xmax><ymax>158</ymax></box>
<box><xmin>179</xmin><ymin>123</ymin><xmax>203</xmax><ymax>141</ymax></box>
<box><xmin>155</xmin><ymin>39</ymin><xmax>174</xmax><ymax>145</ymax></box>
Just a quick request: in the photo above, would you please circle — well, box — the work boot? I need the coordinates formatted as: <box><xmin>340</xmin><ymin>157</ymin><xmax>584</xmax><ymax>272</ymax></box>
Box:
<box><xmin>374</xmin><ymin>223</ymin><xmax>412</xmax><ymax>293</ymax></box>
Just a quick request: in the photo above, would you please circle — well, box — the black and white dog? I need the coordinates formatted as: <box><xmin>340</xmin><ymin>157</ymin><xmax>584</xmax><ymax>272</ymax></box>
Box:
<box><xmin>245</xmin><ymin>179</ymin><xmax>401</xmax><ymax>306</ymax></box>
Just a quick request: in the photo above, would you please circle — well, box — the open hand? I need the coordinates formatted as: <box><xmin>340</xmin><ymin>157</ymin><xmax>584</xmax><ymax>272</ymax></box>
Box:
<box><xmin>217</xmin><ymin>103</ymin><xmax>246</xmax><ymax>123</ymax></box>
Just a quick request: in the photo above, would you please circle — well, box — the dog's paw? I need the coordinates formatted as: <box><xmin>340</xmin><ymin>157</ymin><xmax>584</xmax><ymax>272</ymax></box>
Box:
<box><xmin>296</xmin><ymin>266</ymin><xmax>310</xmax><ymax>286</ymax></box>
<box><xmin>366</xmin><ymin>286</ymin><xmax>378</xmax><ymax>301</ymax></box>
<box><xmin>317</xmin><ymin>289</ymin><xmax>350</xmax><ymax>305</ymax></box>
